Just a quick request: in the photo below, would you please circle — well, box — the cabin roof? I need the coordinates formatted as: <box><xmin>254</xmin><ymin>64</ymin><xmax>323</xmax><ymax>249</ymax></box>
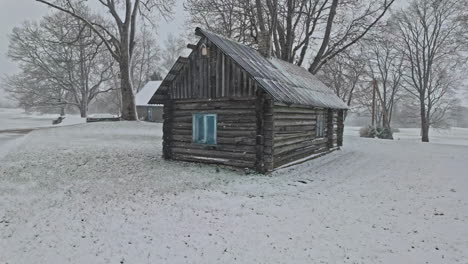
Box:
<box><xmin>136</xmin><ymin>81</ymin><xmax>162</xmax><ymax>106</ymax></box>
<box><xmin>150</xmin><ymin>28</ymin><xmax>348</xmax><ymax>109</ymax></box>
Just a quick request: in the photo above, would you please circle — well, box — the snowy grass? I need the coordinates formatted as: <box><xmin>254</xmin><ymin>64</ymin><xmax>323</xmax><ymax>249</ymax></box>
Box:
<box><xmin>1</xmin><ymin>122</ymin><xmax>468</xmax><ymax>263</ymax></box>
<box><xmin>346</xmin><ymin>126</ymin><xmax>468</xmax><ymax>146</ymax></box>
<box><xmin>0</xmin><ymin>108</ymin><xmax>85</xmax><ymax>130</ymax></box>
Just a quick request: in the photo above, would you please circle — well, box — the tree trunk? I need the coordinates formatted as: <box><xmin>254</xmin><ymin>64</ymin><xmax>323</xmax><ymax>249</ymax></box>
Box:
<box><xmin>79</xmin><ymin>105</ymin><xmax>87</xmax><ymax>118</ymax></box>
<box><xmin>420</xmin><ymin>98</ymin><xmax>429</xmax><ymax>142</ymax></box>
<box><xmin>308</xmin><ymin>0</ymin><xmax>339</xmax><ymax>74</ymax></box>
<box><xmin>79</xmin><ymin>93</ymin><xmax>88</xmax><ymax>118</ymax></box>
<box><xmin>119</xmin><ymin>49</ymin><xmax>138</xmax><ymax>121</ymax></box>
<box><xmin>60</xmin><ymin>106</ymin><xmax>65</xmax><ymax>117</ymax></box>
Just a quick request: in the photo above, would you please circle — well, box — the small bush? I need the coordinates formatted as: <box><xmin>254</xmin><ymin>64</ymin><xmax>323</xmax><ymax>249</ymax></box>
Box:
<box><xmin>360</xmin><ymin>126</ymin><xmax>394</xmax><ymax>139</ymax></box>
<box><xmin>360</xmin><ymin>126</ymin><xmax>377</xmax><ymax>138</ymax></box>
<box><xmin>376</xmin><ymin>127</ymin><xmax>393</xmax><ymax>140</ymax></box>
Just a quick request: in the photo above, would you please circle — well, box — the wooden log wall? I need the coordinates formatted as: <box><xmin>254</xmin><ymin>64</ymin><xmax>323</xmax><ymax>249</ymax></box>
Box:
<box><xmin>162</xmin><ymin>102</ymin><xmax>174</xmax><ymax>159</ymax></box>
<box><xmin>272</xmin><ymin>105</ymin><xmax>338</xmax><ymax>168</ymax></box>
<box><xmin>337</xmin><ymin>109</ymin><xmax>345</xmax><ymax>147</ymax></box>
<box><xmin>255</xmin><ymin>91</ymin><xmax>274</xmax><ymax>172</ymax></box>
<box><xmin>163</xmin><ymin>97</ymin><xmax>260</xmax><ymax>169</ymax></box>
<box><xmin>327</xmin><ymin>109</ymin><xmax>334</xmax><ymax>149</ymax></box>
<box><xmin>170</xmin><ymin>37</ymin><xmax>257</xmax><ymax>100</ymax></box>
<box><xmin>161</xmin><ymin>34</ymin><xmax>343</xmax><ymax>172</ymax></box>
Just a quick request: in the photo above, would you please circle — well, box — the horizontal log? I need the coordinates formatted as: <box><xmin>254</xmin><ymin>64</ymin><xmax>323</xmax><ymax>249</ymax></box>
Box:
<box><xmin>172</xmin><ymin>154</ymin><xmax>255</xmax><ymax>168</ymax></box>
<box><xmin>169</xmin><ymin>125</ymin><xmax>256</xmax><ymax>133</ymax></box>
<box><xmin>275</xmin><ymin>135</ymin><xmax>315</xmax><ymax>148</ymax></box>
<box><xmin>172</xmin><ymin>135</ymin><xmax>256</xmax><ymax>145</ymax></box>
<box><xmin>171</xmin><ymin>122</ymin><xmax>257</xmax><ymax>131</ymax></box>
<box><xmin>173</xmin><ymin>101</ymin><xmax>256</xmax><ymax>110</ymax></box>
<box><xmin>274</xmin><ymin>113</ymin><xmax>317</xmax><ymax>120</ymax></box>
<box><xmin>172</xmin><ymin>97</ymin><xmax>257</xmax><ymax>104</ymax></box>
<box><xmin>275</xmin><ymin>119</ymin><xmax>316</xmax><ymax>126</ymax></box>
<box><xmin>274</xmin><ymin>145</ymin><xmax>329</xmax><ymax>167</ymax></box>
<box><xmin>275</xmin><ymin>125</ymin><xmax>316</xmax><ymax>133</ymax></box>
<box><xmin>172</xmin><ymin>115</ymin><xmax>256</xmax><ymax>123</ymax></box>
<box><xmin>275</xmin><ymin>148</ymin><xmax>337</xmax><ymax>169</ymax></box>
<box><xmin>171</xmin><ymin>128</ymin><xmax>256</xmax><ymax>137</ymax></box>
<box><xmin>274</xmin><ymin>102</ymin><xmax>328</xmax><ymax>110</ymax></box>
<box><xmin>171</xmin><ymin>147</ymin><xmax>256</xmax><ymax>161</ymax></box>
<box><xmin>171</xmin><ymin>141</ymin><xmax>256</xmax><ymax>153</ymax></box>
<box><xmin>187</xmin><ymin>43</ymin><xmax>197</xmax><ymax>50</ymax></box>
<box><xmin>274</xmin><ymin>132</ymin><xmax>314</xmax><ymax>141</ymax></box>
<box><xmin>274</xmin><ymin>106</ymin><xmax>323</xmax><ymax>114</ymax></box>
<box><xmin>218</xmin><ymin>124</ymin><xmax>257</xmax><ymax>130</ymax></box>
<box><xmin>173</xmin><ymin>109</ymin><xmax>256</xmax><ymax>117</ymax></box>
<box><xmin>275</xmin><ymin>138</ymin><xmax>328</xmax><ymax>156</ymax></box>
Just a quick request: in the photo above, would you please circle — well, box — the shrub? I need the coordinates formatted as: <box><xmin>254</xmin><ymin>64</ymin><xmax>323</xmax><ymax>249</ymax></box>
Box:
<box><xmin>376</xmin><ymin>127</ymin><xmax>393</xmax><ymax>140</ymax></box>
<box><xmin>360</xmin><ymin>126</ymin><xmax>394</xmax><ymax>139</ymax></box>
<box><xmin>360</xmin><ymin>126</ymin><xmax>377</xmax><ymax>138</ymax></box>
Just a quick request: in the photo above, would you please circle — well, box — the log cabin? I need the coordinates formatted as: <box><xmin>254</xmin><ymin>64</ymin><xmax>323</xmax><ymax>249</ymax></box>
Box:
<box><xmin>148</xmin><ymin>28</ymin><xmax>348</xmax><ymax>173</ymax></box>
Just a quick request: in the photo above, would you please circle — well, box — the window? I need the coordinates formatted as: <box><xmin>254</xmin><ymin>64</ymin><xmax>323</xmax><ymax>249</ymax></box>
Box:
<box><xmin>316</xmin><ymin>114</ymin><xmax>325</xmax><ymax>138</ymax></box>
<box><xmin>193</xmin><ymin>114</ymin><xmax>217</xmax><ymax>144</ymax></box>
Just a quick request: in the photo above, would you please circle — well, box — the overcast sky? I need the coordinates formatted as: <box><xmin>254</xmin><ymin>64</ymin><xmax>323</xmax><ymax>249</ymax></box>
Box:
<box><xmin>0</xmin><ymin>0</ymin><xmax>466</xmax><ymax>106</ymax></box>
<box><xmin>0</xmin><ymin>0</ymin><xmax>186</xmax><ymax>76</ymax></box>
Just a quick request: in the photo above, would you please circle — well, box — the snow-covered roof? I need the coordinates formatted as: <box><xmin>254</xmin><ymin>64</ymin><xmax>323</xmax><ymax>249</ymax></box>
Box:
<box><xmin>195</xmin><ymin>28</ymin><xmax>348</xmax><ymax>109</ymax></box>
<box><xmin>135</xmin><ymin>81</ymin><xmax>162</xmax><ymax>106</ymax></box>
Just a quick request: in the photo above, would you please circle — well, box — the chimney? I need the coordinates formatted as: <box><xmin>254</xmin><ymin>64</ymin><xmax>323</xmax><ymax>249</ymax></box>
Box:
<box><xmin>257</xmin><ymin>30</ymin><xmax>272</xmax><ymax>58</ymax></box>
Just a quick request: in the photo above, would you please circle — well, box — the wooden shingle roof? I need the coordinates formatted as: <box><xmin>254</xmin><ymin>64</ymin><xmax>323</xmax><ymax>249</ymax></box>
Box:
<box><xmin>150</xmin><ymin>28</ymin><xmax>348</xmax><ymax>109</ymax></box>
<box><xmin>196</xmin><ymin>28</ymin><xmax>348</xmax><ymax>109</ymax></box>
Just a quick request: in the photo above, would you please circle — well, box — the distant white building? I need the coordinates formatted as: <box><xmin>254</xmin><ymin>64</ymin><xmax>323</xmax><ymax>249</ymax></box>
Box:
<box><xmin>135</xmin><ymin>81</ymin><xmax>163</xmax><ymax>122</ymax></box>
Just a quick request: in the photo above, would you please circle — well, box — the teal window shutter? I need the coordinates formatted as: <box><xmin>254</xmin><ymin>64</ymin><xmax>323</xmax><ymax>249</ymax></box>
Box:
<box><xmin>205</xmin><ymin>115</ymin><xmax>217</xmax><ymax>144</ymax></box>
<box><xmin>193</xmin><ymin>114</ymin><xmax>217</xmax><ymax>144</ymax></box>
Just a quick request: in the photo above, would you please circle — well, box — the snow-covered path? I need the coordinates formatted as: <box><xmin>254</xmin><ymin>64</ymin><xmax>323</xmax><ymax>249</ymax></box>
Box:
<box><xmin>0</xmin><ymin>131</ymin><xmax>30</xmax><ymax>160</ymax></box>
<box><xmin>0</xmin><ymin>108</ymin><xmax>86</xmax><ymax>160</ymax></box>
<box><xmin>1</xmin><ymin>122</ymin><xmax>467</xmax><ymax>263</ymax></box>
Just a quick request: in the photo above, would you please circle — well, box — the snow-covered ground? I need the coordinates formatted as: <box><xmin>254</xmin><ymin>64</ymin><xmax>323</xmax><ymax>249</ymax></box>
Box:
<box><xmin>1</xmin><ymin>122</ymin><xmax>468</xmax><ymax>263</ymax></box>
<box><xmin>346</xmin><ymin>126</ymin><xmax>468</xmax><ymax>146</ymax></box>
<box><xmin>0</xmin><ymin>108</ymin><xmax>85</xmax><ymax>131</ymax></box>
<box><xmin>0</xmin><ymin>108</ymin><xmax>86</xmax><ymax>160</ymax></box>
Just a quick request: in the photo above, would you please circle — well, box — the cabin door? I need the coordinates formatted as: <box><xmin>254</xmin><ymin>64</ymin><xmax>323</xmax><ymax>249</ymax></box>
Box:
<box><xmin>147</xmin><ymin>108</ymin><xmax>153</xmax><ymax>121</ymax></box>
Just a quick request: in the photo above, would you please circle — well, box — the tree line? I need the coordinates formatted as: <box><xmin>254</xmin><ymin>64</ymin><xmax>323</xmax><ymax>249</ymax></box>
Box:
<box><xmin>4</xmin><ymin>0</ymin><xmax>184</xmax><ymax>118</ymax></box>
<box><xmin>317</xmin><ymin>0</ymin><xmax>466</xmax><ymax>141</ymax></box>
<box><xmin>3</xmin><ymin>0</ymin><xmax>468</xmax><ymax>142</ymax></box>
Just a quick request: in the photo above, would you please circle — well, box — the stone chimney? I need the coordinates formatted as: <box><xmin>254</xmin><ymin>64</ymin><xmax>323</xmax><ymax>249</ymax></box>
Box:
<box><xmin>257</xmin><ymin>30</ymin><xmax>272</xmax><ymax>58</ymax></box>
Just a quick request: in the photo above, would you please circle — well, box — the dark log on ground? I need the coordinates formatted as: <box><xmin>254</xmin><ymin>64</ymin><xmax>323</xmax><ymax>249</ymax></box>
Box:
<box><xmin>86</xmin><ymin>117</ymin><xmax>121</xmax><ymax>123</ymax></box>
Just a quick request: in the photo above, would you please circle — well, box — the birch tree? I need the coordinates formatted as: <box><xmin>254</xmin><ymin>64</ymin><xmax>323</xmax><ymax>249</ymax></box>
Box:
<box><xmin>36</xmin><ymin>0</ymin><xmax>174</xmax><ymax>120</ymax></box>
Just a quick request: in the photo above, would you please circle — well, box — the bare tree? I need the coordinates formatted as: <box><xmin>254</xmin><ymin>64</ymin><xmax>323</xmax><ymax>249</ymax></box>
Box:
<box><xmin>317</xmin><ymin>49</ymin><xmax>367</xmax><ymax>108</ymax></box>
<box><xmin>363</xmin><ymin>32</ymin><xmax>403</xmax><ymax>129</ymax></box>
<box><xmin>5</xmin><ymin>11</ymin><xmax>114</xmax><ymax>117</ymax></box>
<box><xmin>457</xmin><ymin>1</ymin><xmax>468</xmax><ymax>52</ymax></box>
<box><xmin>391</xmin><ymin>0</ymin><xmax>464</xmax><ymax>142</ymax></box>
<box><xmin>4</xmin><ymin>73</ymin><xmax>66</xmax><ymax>114</ymax></box>
<box><xmin>160</xmin><ymin>33</ymin><xmax>187</xmax><ymax>75</ymax></box>
<box><xmin>131</xmin><ymin>28</ymin><xmax>161</xmax><ymax>92</ymax></box>
<box><xmin>36</xmin><ymin>0</ymin><xmax>174</xmax><ymax>120</ymax></box>
<box><xmin>185</xmin><ymin>0</ymin><xmax>395</xmax><ymax>74</ymax></box>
